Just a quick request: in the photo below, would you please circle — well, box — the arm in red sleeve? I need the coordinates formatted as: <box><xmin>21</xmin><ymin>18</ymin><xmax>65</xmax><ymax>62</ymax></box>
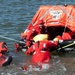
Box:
<box><xmin>47</xmin><ymin>41</ymin><xmax>57</xmax><ymax>48</ymax></box>
<box><xmin>26</xmin><ymin>44</ymin><xmax>35</xmax><ymax>55</ymax></box>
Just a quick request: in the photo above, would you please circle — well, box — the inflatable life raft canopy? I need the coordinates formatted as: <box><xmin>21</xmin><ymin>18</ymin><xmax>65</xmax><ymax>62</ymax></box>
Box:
<box><xmin>26</xmin><ymin>5</ymin><xmax>75</xmax><ymax>33</ymax></box>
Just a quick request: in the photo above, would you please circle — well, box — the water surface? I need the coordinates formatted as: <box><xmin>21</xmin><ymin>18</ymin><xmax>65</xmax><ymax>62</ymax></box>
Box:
<box><xmin>0</xmin><ymin>0</ymin><xmax>75</xmax><ymax>75</ymax></box>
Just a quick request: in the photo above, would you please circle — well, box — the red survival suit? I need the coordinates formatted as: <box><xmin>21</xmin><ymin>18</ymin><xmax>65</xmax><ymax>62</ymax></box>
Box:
<box><xmin>25</xmin><ymin>24</ymin><xmax>46</xmax><ymax>47</ymax></box>
<box><xmin>26</xmin><ymin>40</ymin><xmax>58</xmax><ymax>63</ymax></box>
<box><xmin>20</xmin><ymin>20</ymin><xmax>44</xmax><ymax>39</ymax></box>
<box><xmin>0</xmin><ymin>42</ymin><xmax>12</xmax><ymax>67</ymax></box>
<box><xmin>21</xmin><ymin>20</ymin><xmax>46</xmax><ymax>47</ymax></box>
<box><xmin>56</xmin><ymin>32</ymin><xmax>72</xmax><ymax>40</ymax></box>
<box><xmin>0</xmin><ymin>42</ymin><xmax>7</xmax><ymax>57</ymax></box>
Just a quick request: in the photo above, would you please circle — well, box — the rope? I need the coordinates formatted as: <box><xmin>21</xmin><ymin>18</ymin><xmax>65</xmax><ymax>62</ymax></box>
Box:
<box><xmin>0</xmin><ymin>35</ymin><xmax>18</xmax><ymax>42</ymax></box>
<box><xmin>57</xmin><ymin>41</ymin><xmax>75</xmax><ymax>50</ymax></box>
<box><xmin>58</xmin><ymin>5</ymin><xmax>74</xmax><ymax>34</ymax></box>
<box><xmin>58</xmin><ymin>5</ymin><xmax>74</xmax><ymax>21</ymax></box>
<box><xmin>63</xmin><ymin>16</ymin><xmax>69</xmax><ymax>34</ymax></box>
<box><xmin>40</xmin><ymin>6</ymin><xmax>55</xmax><ymax>20</ymax></box>
<box><xmin>32</xmin><ymin>6</ymin><xmax>55</xmax><ymax>26</ymax></box>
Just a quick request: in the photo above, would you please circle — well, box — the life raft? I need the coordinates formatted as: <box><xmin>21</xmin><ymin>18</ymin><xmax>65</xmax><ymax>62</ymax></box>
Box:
<box><xmin>15</xmin><ymin>5</ymin><xmax>75</xmax><ymax>53</ymax></box>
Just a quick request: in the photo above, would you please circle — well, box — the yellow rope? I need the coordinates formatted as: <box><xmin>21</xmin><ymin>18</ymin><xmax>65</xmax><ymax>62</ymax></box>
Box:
<box><xmin>57</xmin><ymin>42</ymin><xmax>75</xmax><ymax>50</ymax></box>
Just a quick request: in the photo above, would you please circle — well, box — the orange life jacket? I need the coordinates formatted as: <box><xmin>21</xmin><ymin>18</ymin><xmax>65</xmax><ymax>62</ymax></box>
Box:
<box><xmin>0</xmin><ymin>42</ymin><xmax>7</xmax><ymax>53</ymax></box>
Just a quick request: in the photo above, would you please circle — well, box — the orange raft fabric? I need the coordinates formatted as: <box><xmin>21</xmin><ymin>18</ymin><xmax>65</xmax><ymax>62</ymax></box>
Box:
<box><xmin>26</xmin><ymin>5</ymin><xmax>75</xmax><ymax>32</ymax></box>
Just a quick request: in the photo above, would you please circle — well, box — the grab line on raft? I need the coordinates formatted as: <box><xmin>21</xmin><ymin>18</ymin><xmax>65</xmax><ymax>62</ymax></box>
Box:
<box><xmin>57</xmin><ymin>41</ymin><xmax>75</xmax><ymax>50</ymax></box>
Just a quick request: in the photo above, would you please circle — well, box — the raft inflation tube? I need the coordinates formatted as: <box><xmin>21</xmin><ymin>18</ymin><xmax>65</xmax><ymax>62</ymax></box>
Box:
<box><xmin>14</xmin><ymin>39</ymin><xmax>28</xmax><ymax>52</ymax></box>
<box><xmin>18</xmin><ymin>39</ymin><xmax>28</xmax><ymax>52</ymax></box>
<box><xmin>58</xmin><ymin>39</ymin><xmax>75</xmax><ymax>52</ymax></box>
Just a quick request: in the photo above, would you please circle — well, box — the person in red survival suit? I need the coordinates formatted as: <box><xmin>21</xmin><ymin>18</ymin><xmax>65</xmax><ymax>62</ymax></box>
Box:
<box><xmin>25</xmin><ymin>28</ymin><xmax>38</xmax><ymax>47</ymax></box>
<box><xmin>26</xmin><ymin>39</ymin><xmax>58</xmax><ymax>63</ymax></box>
<box><xmin>20</xmin><ymin>20</ymin><xmax>45</xmax><ymax>39</ymax></box>
<box><xmin>25</xmin><ymin>20</ymin><xmax>47</xmax><ymax>47</ymax></box>
<box><xmin>20</xmin><ymin>22</ymin><xmax>33</xmax><ymax>39</ymax></box>
<box><xmin>56</xmin><ymin>32</ymin><xmax>72</xmax><ymax>40</ymax></box>
<box><xmin>0</xmin><ymin>42</ymin><xmax>7</xmax><ymax>57</ymax></box>
<box><xmin>62</xmin><ymin>32</ymin><xmax>72</xmax><ymax>40</ymax></box>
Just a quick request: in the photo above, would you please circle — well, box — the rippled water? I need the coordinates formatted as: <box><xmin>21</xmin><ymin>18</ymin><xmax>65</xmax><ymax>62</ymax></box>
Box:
<box><xmin>0</xmin><ymin>0</ymin><xmax>75</xmax><ymax>75</ymax></box>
